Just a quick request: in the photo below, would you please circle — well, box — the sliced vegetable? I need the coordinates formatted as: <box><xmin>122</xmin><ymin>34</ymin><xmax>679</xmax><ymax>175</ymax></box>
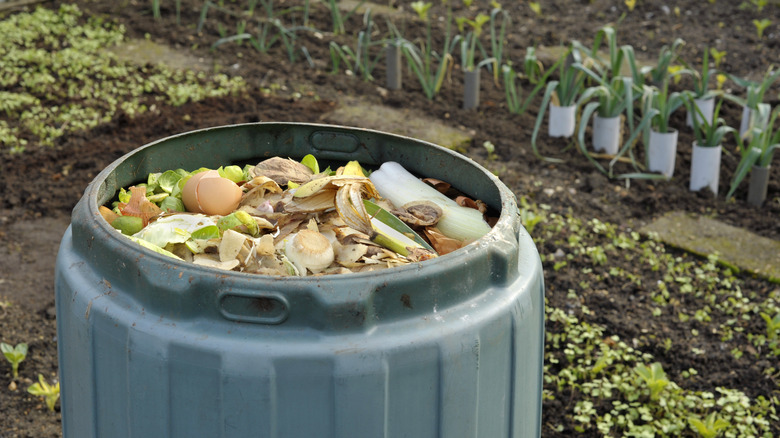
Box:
<box><xmin>369</xmin><ymin>162</ymin><xmax>491</xmax><ymax>242</ymax></box>
<box><xmin>284</xmin><ymin>229</ymin><xmax>335</xmax><ymax>275</ymax></box>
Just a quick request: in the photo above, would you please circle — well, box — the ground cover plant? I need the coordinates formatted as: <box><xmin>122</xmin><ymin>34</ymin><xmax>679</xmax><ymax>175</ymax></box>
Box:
<box><xmin>1</xmin><ymin>0</ymin><xmax>779</xmax><ymax>436</ymax></box>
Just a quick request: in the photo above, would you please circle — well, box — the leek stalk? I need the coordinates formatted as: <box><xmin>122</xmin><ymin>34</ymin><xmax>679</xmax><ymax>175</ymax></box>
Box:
<box><xmin>369</xmin><ymin>162</ymin><xmax>491</xmax><ymax>241</ymax></box>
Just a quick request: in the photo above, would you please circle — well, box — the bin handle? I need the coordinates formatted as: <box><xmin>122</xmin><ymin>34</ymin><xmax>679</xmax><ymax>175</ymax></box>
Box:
<box><xmin>309</xmin><ymin>130</ymin><xmax>361</xmax><ymax>154</ymax></box>
<box><xmin>217</xmin><ymin>291</ymin><xmax>290</xmax><ymax>325</ymax></box>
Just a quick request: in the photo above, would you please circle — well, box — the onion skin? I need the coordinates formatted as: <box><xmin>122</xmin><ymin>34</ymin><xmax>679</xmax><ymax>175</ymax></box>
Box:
<box><xmin>285</xmin><ymin>229</ymin><xmax>335</xmax><ymax>275</ymax></box>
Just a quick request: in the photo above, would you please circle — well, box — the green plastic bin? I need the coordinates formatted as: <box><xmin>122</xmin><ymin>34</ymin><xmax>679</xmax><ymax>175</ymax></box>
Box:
<box><xmin>55</xmin><ymin>123</ymin><xmax>544</xmax><ymax>437</ymax></box>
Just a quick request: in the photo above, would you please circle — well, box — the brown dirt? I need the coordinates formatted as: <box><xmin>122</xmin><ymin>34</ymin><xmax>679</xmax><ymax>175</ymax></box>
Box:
<box><xmin>1</xmin><ymin>0</ymin><xmax>779</xmax><ymax>436</ymax></box>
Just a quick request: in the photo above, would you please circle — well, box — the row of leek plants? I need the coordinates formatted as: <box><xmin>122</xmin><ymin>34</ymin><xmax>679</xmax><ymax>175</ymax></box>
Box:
<box><xmin>178</xmin><ymin>2</ymin><xmax>779</xmax><ymax>205</ymax></box>
<box><xmin>525</xmin><ymin>24</ymin><xmax>779</xmax><ymax>206</ymax></box>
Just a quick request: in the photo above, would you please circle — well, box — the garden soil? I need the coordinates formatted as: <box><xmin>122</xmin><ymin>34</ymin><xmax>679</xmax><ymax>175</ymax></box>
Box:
<box><xmin>1</xmin><ymin>0</ymin><xmax>779</xmax><ymax>436</ymax></box>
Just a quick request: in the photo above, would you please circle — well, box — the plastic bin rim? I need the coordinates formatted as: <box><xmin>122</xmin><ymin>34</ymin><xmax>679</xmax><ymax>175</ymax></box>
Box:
<box><xmin>82</xmin><ymin>121</ymin><xmax>521</xmax><ymax>282</ymax></box>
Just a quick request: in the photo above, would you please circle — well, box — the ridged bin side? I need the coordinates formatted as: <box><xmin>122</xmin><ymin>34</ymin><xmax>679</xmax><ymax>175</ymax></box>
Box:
<box><xmin>55</xmin><ymin>123</ymin><xmax>544</xmax><ymax>438</ymax></box>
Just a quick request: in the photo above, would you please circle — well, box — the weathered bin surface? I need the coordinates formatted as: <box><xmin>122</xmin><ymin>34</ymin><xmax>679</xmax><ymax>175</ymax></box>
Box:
<box><xmin>55</xmin><ymin>123</ymin><xmax>544</xmax><ymax>438</ymax></box>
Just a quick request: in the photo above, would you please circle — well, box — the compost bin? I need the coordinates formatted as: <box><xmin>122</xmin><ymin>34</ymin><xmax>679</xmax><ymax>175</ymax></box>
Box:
<box><xmin>55</xmin><ymin>122</ymin><xmax>545</xmax><ymax>438</ymax></box>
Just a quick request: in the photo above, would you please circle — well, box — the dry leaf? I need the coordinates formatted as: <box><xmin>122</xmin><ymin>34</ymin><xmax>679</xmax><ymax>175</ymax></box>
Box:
<box><xmin>424</xmin><ymin>227</ymin><xmax>464</xmax><ymax>255</ymax></box>
<box><xmin>250</xmin><ymin>157</ymin><xmax>314</xmax><ymax>185</ymax></box>
<box><xmin>422</xmin><ymin>178</ymin><xmax>451</xmax><ymax>194</ymax></box>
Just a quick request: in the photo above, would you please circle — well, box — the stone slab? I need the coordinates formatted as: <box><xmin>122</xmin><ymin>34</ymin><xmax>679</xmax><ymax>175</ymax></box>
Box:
<box><xmin>322</xmin><ymin>96</ymin><xmax>473</xmax><ymax>153</ymax></box>
<box><xmin>639</xmin><ymin>211</ymin><xmax>780</xmax><ymax>283</ymax></box>
<box><xmin>107</xmin><ymin>38</ymin><xmax>210</xmax><ymax>71</ymax></box>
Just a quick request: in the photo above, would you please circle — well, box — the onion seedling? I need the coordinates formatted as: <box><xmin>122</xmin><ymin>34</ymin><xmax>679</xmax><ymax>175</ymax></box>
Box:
<box><xmin>456</xmin><ymin>13</ymin><xmax>492</xmax><ymax>72</ymax></box>
<box><xmin>679</xmin><ymin>46</ymin><xmax>716</xmax><ymax>100</ymax></box>
<box><xmin>324</xmin><ymin>0</ymin><xmax>366</xmax><ymax>35</ymax></box>
<box><xmin>329</xmin><ymin>10</ymin><xmax>386</xmax><ymax>81</ymax></box>
<box><xmin>401</xmin><ymin>1</ymin><xmax>459</xmax><ymax>100</ymax></box>
<box><xmin>487</xmin><ymin>6</ymin><xmax>510</xmax><ymax>84</ymax></box>
<box><xmin>642</xmin><ymin>38</ymin><xmax>686</xmax><ymax>87</ymax></box>
<box><xmin>727</xmin><ymin>67</ymin><xmax>780</xmax><ymax>110</ymax></box>
<box><xmin>727</xmin><ymin>103</ymin><xmax>780</xmax><ymax>199</ymax></box>
<box><xmin>502</xmin><ymin>49</ymin><xmax>563</xmax><ymax>116</ymax></box>
<box><xmin>642</xmin><ymin>81</ymin><xmax>685</xmax><ymax>135</ymax></box>
<box><xmin>686</xmin><ymin>95</ymin><xmax>735</xmax><ymax>148</ymax></box>
<box><xmin>530</xmin><ymin>45</ymin><xmax>586</xmax><ymax>162</ymax></box>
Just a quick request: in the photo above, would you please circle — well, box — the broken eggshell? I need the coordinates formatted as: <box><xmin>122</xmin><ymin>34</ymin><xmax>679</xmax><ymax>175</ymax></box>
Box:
<box><xmin>182</xmin><ymin>170</ymin><xmax>243</xmax><ymax>216</ymax></box>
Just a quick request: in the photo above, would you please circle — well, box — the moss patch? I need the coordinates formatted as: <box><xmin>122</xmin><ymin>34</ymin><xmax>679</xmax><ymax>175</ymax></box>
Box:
<box><xmin>323</xmin><ymin>96</ymin><xmax>472</xmax><ymax>153</ymax></box>
<box><xmin>640</xmin><ymin>211</ymin><xmax>780</xmax><ymax>283</ymax></box>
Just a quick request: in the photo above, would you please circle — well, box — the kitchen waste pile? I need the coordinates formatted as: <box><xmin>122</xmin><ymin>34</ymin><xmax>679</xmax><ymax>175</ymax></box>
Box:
<box><xmin>100</xmin><ymin>155</ymin><xmax>495</xmax><ymax>276</ymax></box>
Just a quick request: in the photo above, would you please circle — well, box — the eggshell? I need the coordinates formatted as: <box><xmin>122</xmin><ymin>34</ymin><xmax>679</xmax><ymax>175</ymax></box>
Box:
<box><xmin>182</xmin><ymin>170</ymin><xmax>214</xmax><ymax>213</ymax></box>
<box><xmin>194</xmin><ymin>173</ymin><xmax>243</xmax><ymax>216</ymax></box>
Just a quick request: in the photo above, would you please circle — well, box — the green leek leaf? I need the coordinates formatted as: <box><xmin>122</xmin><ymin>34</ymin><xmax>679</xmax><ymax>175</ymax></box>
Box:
<box><xmin>363</xmin><ymin>199</ymin><xmax>434</xmax><ymax>251</ymax></box>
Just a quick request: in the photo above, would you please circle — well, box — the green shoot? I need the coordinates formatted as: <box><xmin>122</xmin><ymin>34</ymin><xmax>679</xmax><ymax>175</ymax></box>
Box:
<box><xmin>27</xmin><ymin>374</ymin><xmax>60</xmax><ymax>412</ymax></box>
<box><xmin>634</xmin><ymin>362</ymin><xmax>669</xmax><ymax>400</ymax></box>
<box><xmin>759</xmin><ymin>312</ymin><xmax>780</xmax><ymax>340</ymax></box>
<box><xmin>482</xmin><ymin>140</ymin><xmax>498</xmax><ymax>161</ymax></box>
<box><xmin>709</xmin><ymin>48</ymin><xmax>727</xmax><ymax>69</ymax></box>
<box><xmin>1</xmin><ymin>342</ymin><xmax>28</xmax><ymax>379</ymax></box>
<box><xmin>750</xmin><ymin>0</ymin><xmax>769</xmax><ymax>12</ymax></box>
<box><xmin>753</xmin><ymin>19</ymin><xmax>772</xmax><ymax>39</ymax></box>
<box><xmin>688</xmin><ymin>412</ymin><xmax>730</xmax><ymax>438</ymax></box>
<box><xmin>528</xmin><ymin>2</ymin><xmax>541</xmax><ymax>15</ymax></box>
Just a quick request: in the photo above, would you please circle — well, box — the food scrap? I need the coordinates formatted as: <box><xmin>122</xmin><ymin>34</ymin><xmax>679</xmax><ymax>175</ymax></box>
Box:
<box><xmin>102</xmin><ymin>156</ymin><xmax>495</xmax><ymax>276</ymax></box>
